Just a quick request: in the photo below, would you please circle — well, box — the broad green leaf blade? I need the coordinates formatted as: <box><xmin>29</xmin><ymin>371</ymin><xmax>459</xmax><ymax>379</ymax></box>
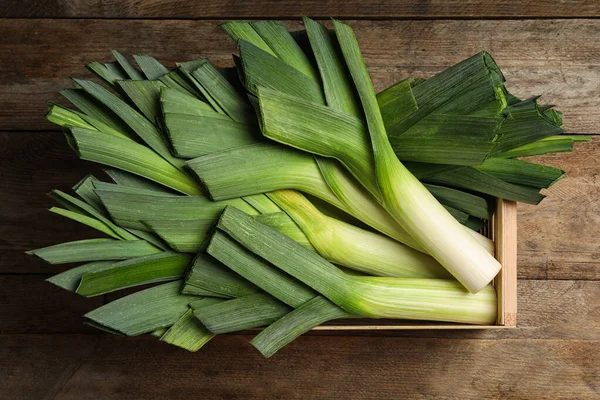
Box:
<box><xmin>424</xmin><ymin>184</ymin><xmax>490</xmax><ymax>219</ymax></box>
<box><xmin>27</xmin><ymin>239</ymin><xmax>160</xmax><ymax>264</ymax></box>
<box><xmin>190</xmin><ymin>60</ymin><xmax>253</xmax><ymax>123</ymax></box>
<box><xmin>85</xmin><ymin>281</ymin><xmax>197</xmax><ymax>336</ymax></box>
<box><xmin>476</xmin><ymin>158</ymin><xmax>565</xmax><ymax>189</ymax></box>
<box><xmin>426</xmin><ymin>167</ymin><xmax>546</xmax><ymax>204</ymax></box>
<box><xmin>50</xmin><ymin>189</ymin><xmax>137</xmax><ymax>240</ymax></box>
<box><xmin>391</xmin><ymin>136</ymin><xmax>495</xmax><ymax>165</ymax></box>
<box><xmin>46</xmin><ymin>103</ymin><xmax>98</xmax><ymax>131</ymax></box>
<box><xmin>184</xmin><ymin>253</ymin><xmax>259</xmax><ymax>298</ymax></box>
<box><xmin>159</xmin><ymin>87</ymin><xmax>222</xmax><ymax>118</ymax></box>
<box><xmin>49</xmin><ymin>207</ymin><xmax>121</xmax><ymax>239</ymax></box>
<box><xmin>104</xmin><ymin>168</ymin><xmax>175</xmax><ymax>194</ymax></box>
<box><xmin>111</xmin><ymin>50</ymin><xmax>144</xmax><ymax>80</ymax></box>
<box><xmin>60</xmin><ymin>89</ymin><xmax>132</xmax><ymax>135</ymax></box>
<box><xmin>96</xmin><ymin>189</ymin><xmax>257</xmax><ymax>230</ymax></box>
<box><xmin>73</xmin><ymin>79</ymin><xmax>185</xmax><ymax>168</ymax></box>
<box><xmin>86</xmin><ymin>61</ymin><xmax>125</xmax><ymax>86</ymax></box>
<box><xmin>495</xmin><ymin>135</ymin><xmax>591</xmax><ymax>158</ymax></box>
<box><xmin>118</xmin><ymin>80</ymin><xmax>166</xmax><ymax>123</ymax></box>
<box><xmin>133</xmin><ymin>54</ymin><xmax>170</xmax><ymax>80</ymax></box>
<box><xmin>251</xmin><ymin>296</ymin><xmax>350</xmax><ymax>358</ymax></box>
<box><xmin>250</xmin><ymin>21</ymin><xmax>319</xmax><ymax>83</ymax></box>
<box><xmin>76</xmin><ymin>252</ymin><xmax>192</xmax><ymax>296</ymax></box>
<box><xmin>144</xmin><ymin>219</ymin><xmax>214</xmax><ymax>253</ymax></box>
<box><xmin>221</xmin><ymin>21</ymin><xmax>276</xmax><ymax>55</ymax></box>
<box><xmin>303</xmin><ymin>17</ymin><xmax>361</xmax><ymax>117</ymax></box>
<box><xmin>194</xmin><ymin>292</ymin><xmax>290</xmax><ymax>334</ymax></box>
<box><xmin>257</xmin><ymin>87</ymin><xmax>379</xmax><ymax>199</ymax></box>
<box><xmin>73</xmin><ymin>175</ymin><xmax>105</xmax><ymax>212</ymax></box>
<box><xmin>160</xmin><ymin>309</ymin><xmax>215</xmax><ymax>352</ymax></box>
<box><xmin>68</xmin><ymin>127</ymin><xmax>201</xmax><ymax>195</ymax></box>
<box><xmin>377</xmin><ymin>78</ymin><xmax>420</xmax><ymax>129</ymax></box>
<box><xmin>239</xmin><ymin>40</ymin><xmax>324</xmax><ymax>103</ymax></box>
<box><xmin>46</xmin><ymin>261</ymin><xmax>114</xmax><ymax>292</ymax></box>
<box><xmin>206</xmin><ymin>230</ymin><xmax>317</xmax><ymax>308</ymax></box>
<box><xmin>165</xmin><ymin>112</ymin><xmax>259</xmax><ymax>158</ymax></box>
<box><xmin>186</xmin><ymin>143</ymin><xmax>345</xmax><ymax>209</ymax></box>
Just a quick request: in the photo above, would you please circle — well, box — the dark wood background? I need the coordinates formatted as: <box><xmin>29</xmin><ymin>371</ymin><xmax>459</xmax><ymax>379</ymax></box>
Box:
<box><xmin>1</xmin><ymin>1</ymin><xmax>600</xmax><ymax>399</ymax></box>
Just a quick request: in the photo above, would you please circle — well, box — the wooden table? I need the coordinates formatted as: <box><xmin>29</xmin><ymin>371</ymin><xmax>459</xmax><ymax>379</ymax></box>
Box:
<box><xmin>1</xmin><ymin>1</ymin><xmax>599</xmax><ymax>398</ymax></box>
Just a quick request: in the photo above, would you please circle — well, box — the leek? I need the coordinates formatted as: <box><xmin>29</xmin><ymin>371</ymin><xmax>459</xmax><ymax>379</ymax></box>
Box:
<box><xmin>332</xmin><ymin>20</ymin><xmax>500</xmax><ymax>293</ymax></box>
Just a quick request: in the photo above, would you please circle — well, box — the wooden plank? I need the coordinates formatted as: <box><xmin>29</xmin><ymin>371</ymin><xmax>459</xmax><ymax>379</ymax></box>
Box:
<box><xmin>495</xmin><ymin>199</ymin><xmax>518</xmax><ymax>326</ymax></box>
<box><xmin>3</xmin><ymin>132</ymin><xmax>598</xmax><ymax>279</ymax></box>
<box><xmin>1</xmin><ymin>335</ymin><xmax>100</xmax><ymax>400</ymax></box>
<box><xmin>1</xmin><ymin>0</ymin><xmax>600</xmax><ymax>19</ymax></box>
<box><xmin>0</xmin><ymin>132</ymin><xmax>104</xmax><ymax>273</ymax></box>
<box><xmin>1</xmin><ymin>334</ymin><xmax>598</xmax><ymax>399</ymax></box>
<box><xmin>1</xmin><ymin>19</ymin><xmax>600</xmax><ymax>132</ymax></box>
<box><xmin>518</xmin><ymin>139</ymin><xmax>600</xmax><ymax>280</ymax></box>
<box><xmin>0</xmin><ymin>275</ymin><xmax>104</xmax><ymax>333</ymax></box>
<box><xmin>3</xmin><ymin>275</ymin><xmax>598</xmax><ymax>338</ymax></box>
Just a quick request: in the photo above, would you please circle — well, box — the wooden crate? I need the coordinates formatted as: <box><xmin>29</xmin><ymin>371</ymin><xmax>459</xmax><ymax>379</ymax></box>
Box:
<box><xmin>315</xmin><ymin>198</ymin><xmax>518</xmax><ymax>331</ymax></box>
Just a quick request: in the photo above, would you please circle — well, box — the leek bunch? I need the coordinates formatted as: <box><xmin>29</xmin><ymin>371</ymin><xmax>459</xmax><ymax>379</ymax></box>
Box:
<box><xmin>27</xmin><ymin>19</ymin><xmax>588</xmax><ymax>357</ymax></box>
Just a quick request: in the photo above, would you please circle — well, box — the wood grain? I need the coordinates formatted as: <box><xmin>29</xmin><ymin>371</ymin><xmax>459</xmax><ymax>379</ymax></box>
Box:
<box><xmin>1</xmin><ymin>0</ymin><xmax>600</xmax><ymax>19</ymax></box>
<box><xmin>1</xmin><ymin>19</ymin><xmax>600</xmax><ymax>132</ymax></box>
<box><xmin>518</xmin><ymin>139</ymin><xmax>600</xmax><ymax>279</ymax></box>
<box><xmin>0</xmin><ymin>132</ymin><xmax>104</xmax><ymax>273</ymax></box>
<box><xmin>2</xmin><ymin>334</ymin><xmax>598</xmax><ymax>400</ymax></box>
<box><xmin>3</xmin><ymin>277</ymin><xmax>598</xmax><ymax>338</ymax></box>
<box><xmin>4</xmin><ymin>132</ymin><xmax>598</xmax><ymax>279</ymax></box>
<box><xmin>0</xmin><ymin>275</ymin><xmax>104</xmax><ymax>333</ymax></box>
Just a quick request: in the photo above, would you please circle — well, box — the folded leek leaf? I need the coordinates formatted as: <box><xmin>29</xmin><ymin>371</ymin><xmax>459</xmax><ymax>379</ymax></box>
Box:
<box><xmin>184</xmin><ymin>253</ymin><xmax>259</xmax><ymax>298</ymax></box>
<box><xmin>73</xmin><ymin>175</ymin><xmax>105</xmax><ymax>213</ymax></box>
<box><xmin>186</xmin><ymin>143</ymin><xmax>345</xmax><ymax>209</ymax></box>
<box><xmin>76</xmin><ymin>252</ymin><xmax>192</xmax><ymax>296</ymax></box>
<box><xmin>133</xmin><ymin>54</ymin><xmax>170</xmax><ymax>80</ymax></box>
<box><xmin>190</xmin><ymin>60</ymin><xmax>253</xmax><ymax>123</ymax></box>
<box><xmin>104</xmin><ymin>168</ymin><xmax>176</xmax><ymax>194</ymax></box>
<box><xmin>475</xmin><ymin>158</ymin><xmax>565</xmax><ymax>189</ymax></box>
<box><xmin>117</xmin><ymin>80</ymin><xmax>166</xmax><ymax>123</ymax></box>
<box><xmin>495</xmin><ymin>135</ymin><xmax>591</xmax><ymax>159</ymax></box>
<box><xmin>239</xmin><ymin>40</ymin><xmax>324</xmax><ymax>103</ymax></box>
<box><xmin>27</xmin><ymin>239</ymin><xmax>161</xmax><ymax>264</ymax></box>
<box><xmin>46</xmin><ymin>261</ymin><xmax>114</xmax><ymax>292</ymax></box>
<box><xmin>165</xmin><ymin>112</ymin><xmax>259</xmax><ymax>158</ymax></box>
<box><xmin>144</xmin><ymin>219</ymin><xmax>214</xmax><ymax>253</ymax></box>
<box><xmin>159</xmin><ymin>87</ymin><xmax>222</xmax><ymax>118</ymax></box>
<box><xmin>96</xmin><ymin>189</ymin><xmax>257</xmax><ymax>230</ymax></box>
<box><xmin>111</xmin><ymin>50</ymin><xmax>144</xmax><ymax>80</ymax></box>
<box><xmin>85</xmin><ymin>281</ymin><xmax>197</xmax><ymax>336</ymax></box>
<box><xmin>251</xmin><ymin>295</ymin><xmax>350</xmax><ymax>358</ymax></box>
<box><xmin>194</xmin><ymin>292</ymin><xmax>291</xmax><ymax>335</ymax></box>
<box><xmin>303</xmin><ymin>17</ymin><xmax>361</xmax><ymax>117</ymax></box>
<box><xmin>160</xmin><ymin>308</ymin><xmax>216</xmax><ymax>352</ymax></box>
<box><xmin>491</xmin><ymin>99</ymin><xmax>564</xmax><ymax>155</ymax></box>
<box><xmin>221</xmin><ymin>21</ymin><xmax>276</xmax><ymax>56</ymax></box>
<box><xmin>86</xmin><ymin>61</ymin><xmax>125</xmax><ymax>86</ymax></box>
<box><xmin>426</xmin><ymin>167</ymin><xmax>545</xmax><ymax>204</ymax></box>
<box><xmin>423</xmin><ymin>184</ymin><xmax>490</xmax><ymax>219</ymax></box>
<box><xmin>207</xmin><ymin>230</ymin><xmax>317</xmax><ymax>308</ymax></box>
<box><xmin>67</xmin><ymin>127</ymin><xmax>201</xmax><ymax>195</ymax></box>
<box><xmin>73</xmin><ymin>79</ymin><xmax>184</xmax><ymax>168</ymax></box>
<box><xmin>49</xmin><ymin>207</ymin><xmax>121</xmax><ymax>239</ymax></box>
<box><xmin>60</xmin><ymin>89</ymin><xmax>133</xmax><ymax>135</ymax></box>
<box><xmin>250</xmin><ymin>21</ymin><xmax>319</xmax><ymax>83</ymax></box>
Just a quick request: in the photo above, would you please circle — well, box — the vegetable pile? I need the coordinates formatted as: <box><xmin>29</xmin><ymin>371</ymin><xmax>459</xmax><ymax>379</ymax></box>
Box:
<box><xmin>28</xmin><ymin>19</ymin><xmax>589</xmax><ymax>357</ymax></box>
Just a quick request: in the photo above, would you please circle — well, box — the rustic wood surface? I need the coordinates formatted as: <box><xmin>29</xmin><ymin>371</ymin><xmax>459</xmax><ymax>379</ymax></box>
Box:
<box><xmin>1</xmin><ymin>3</ymin><xmax>599</xmax><ymax>399</ymax></box>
